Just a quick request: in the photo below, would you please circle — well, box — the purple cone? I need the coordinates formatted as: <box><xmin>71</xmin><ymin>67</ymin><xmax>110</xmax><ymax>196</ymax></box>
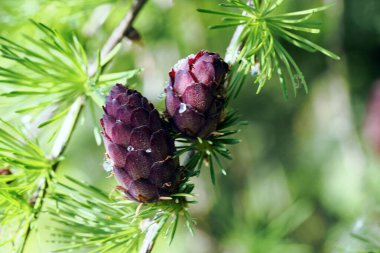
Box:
<box><xmin>101</xmin><ymin>84</ymin><xmax>181</xmax><ymax>203</ymax></box>
<box><xmin>165</xmin><ymin>50</ymin><xmax>229</xmax><ymax>138</ymax></box>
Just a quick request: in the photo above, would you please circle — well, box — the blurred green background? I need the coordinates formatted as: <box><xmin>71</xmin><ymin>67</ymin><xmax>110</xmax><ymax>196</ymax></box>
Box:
<box><xmin>1</xmin><ymin>0</ymin><xmax>380</xmax><ymax>252</ymax></box>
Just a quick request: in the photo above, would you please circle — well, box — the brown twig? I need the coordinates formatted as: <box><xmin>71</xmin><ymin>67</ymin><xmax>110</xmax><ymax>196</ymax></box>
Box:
<box><xmin>100</xmin><ymin>0</ymin><xmax>147</xmax><ymax>61</ymax></box>
<box><xmin>20</xmin><ymin>1</ymin><xmax>148</xmax><ymax>252</ymax></box>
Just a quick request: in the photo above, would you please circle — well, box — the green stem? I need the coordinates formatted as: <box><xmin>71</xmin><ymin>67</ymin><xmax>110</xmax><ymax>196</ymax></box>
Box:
<box><xmin>225</xmin><ymin>0</ymin><xmax>254</xmax><ymax>64</ymax></box>
<box><xmin>139</xmin><ymin>215</ymin><xmax>169</xmax><ymax>253</ymax></box>
<box><xmin>50</xmin><ymin>96</ymin><xmax>86</xmax><ymax>159</ymax></box>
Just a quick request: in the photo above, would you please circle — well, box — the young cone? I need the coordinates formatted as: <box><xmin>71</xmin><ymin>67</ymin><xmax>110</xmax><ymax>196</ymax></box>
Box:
<box><xmin>101</xmin><ymin>84</ymin><xmax>181</xmax><ymax>202</ymax></box>
<box><xmin>165</xmin><ymin>50</ymin><xmax>229</xmax><ymax>138</ymax></box>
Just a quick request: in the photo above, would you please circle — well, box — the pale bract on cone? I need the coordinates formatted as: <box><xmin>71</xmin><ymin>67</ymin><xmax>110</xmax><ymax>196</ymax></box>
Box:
<box><xmin>101</xmin><ymin>84</ymin><xmax>181</xmax><ymax>203</ymax></box>
<box><xmin>165</xmin><ymin>50</ymin><xmax>229</xmax><ymax>138</ymax></box>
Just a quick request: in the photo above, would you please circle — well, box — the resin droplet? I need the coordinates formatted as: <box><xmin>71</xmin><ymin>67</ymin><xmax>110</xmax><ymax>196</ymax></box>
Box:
<box><xmin>146</xmin><ymin>148</ymin><xmax>152</xmax><ymax>153</ymax></box>
<box><xmin>103</xmin><ymin>159</ymin><xmax>113</xmax><ymax>172</ymax></box>
<box><xmin>157</xmin><ymin>91</ymin><xmax>166</xmax><ymax>100</ymax></box>
<box><xmin>127</xmin><ymin>146</ymin><xmax>134</xmax><ymax>151</ymax></box>
<box><xmin>251</xmin><ymin>62</ymin><xmax>260</xmax><ymax>76</ymax></box>
<box><xmin>179</xmin><ymin>103</ymin><xmax>187</xmax><ymax>114</ymax></box>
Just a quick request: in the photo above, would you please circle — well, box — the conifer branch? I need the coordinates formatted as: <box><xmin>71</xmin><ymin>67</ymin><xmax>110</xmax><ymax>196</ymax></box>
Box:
<box><xmin>18</xmin><ymin>1</ymin><xmax>149</xmax><ymax>251</ymax></box>
<box><xmin>199</xmin><ymin>0</ymin><xmax>340</xmax><ymax>98</ymax></box>
<box><xmin>0</xmin><ymin>119</ymin><xmax>51</xmax><ymax>252</ymax></box>
<box><xmin>20</xmin><ymin>96</ymin><xmax>86</xmax><ymax>251</ymax></box>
